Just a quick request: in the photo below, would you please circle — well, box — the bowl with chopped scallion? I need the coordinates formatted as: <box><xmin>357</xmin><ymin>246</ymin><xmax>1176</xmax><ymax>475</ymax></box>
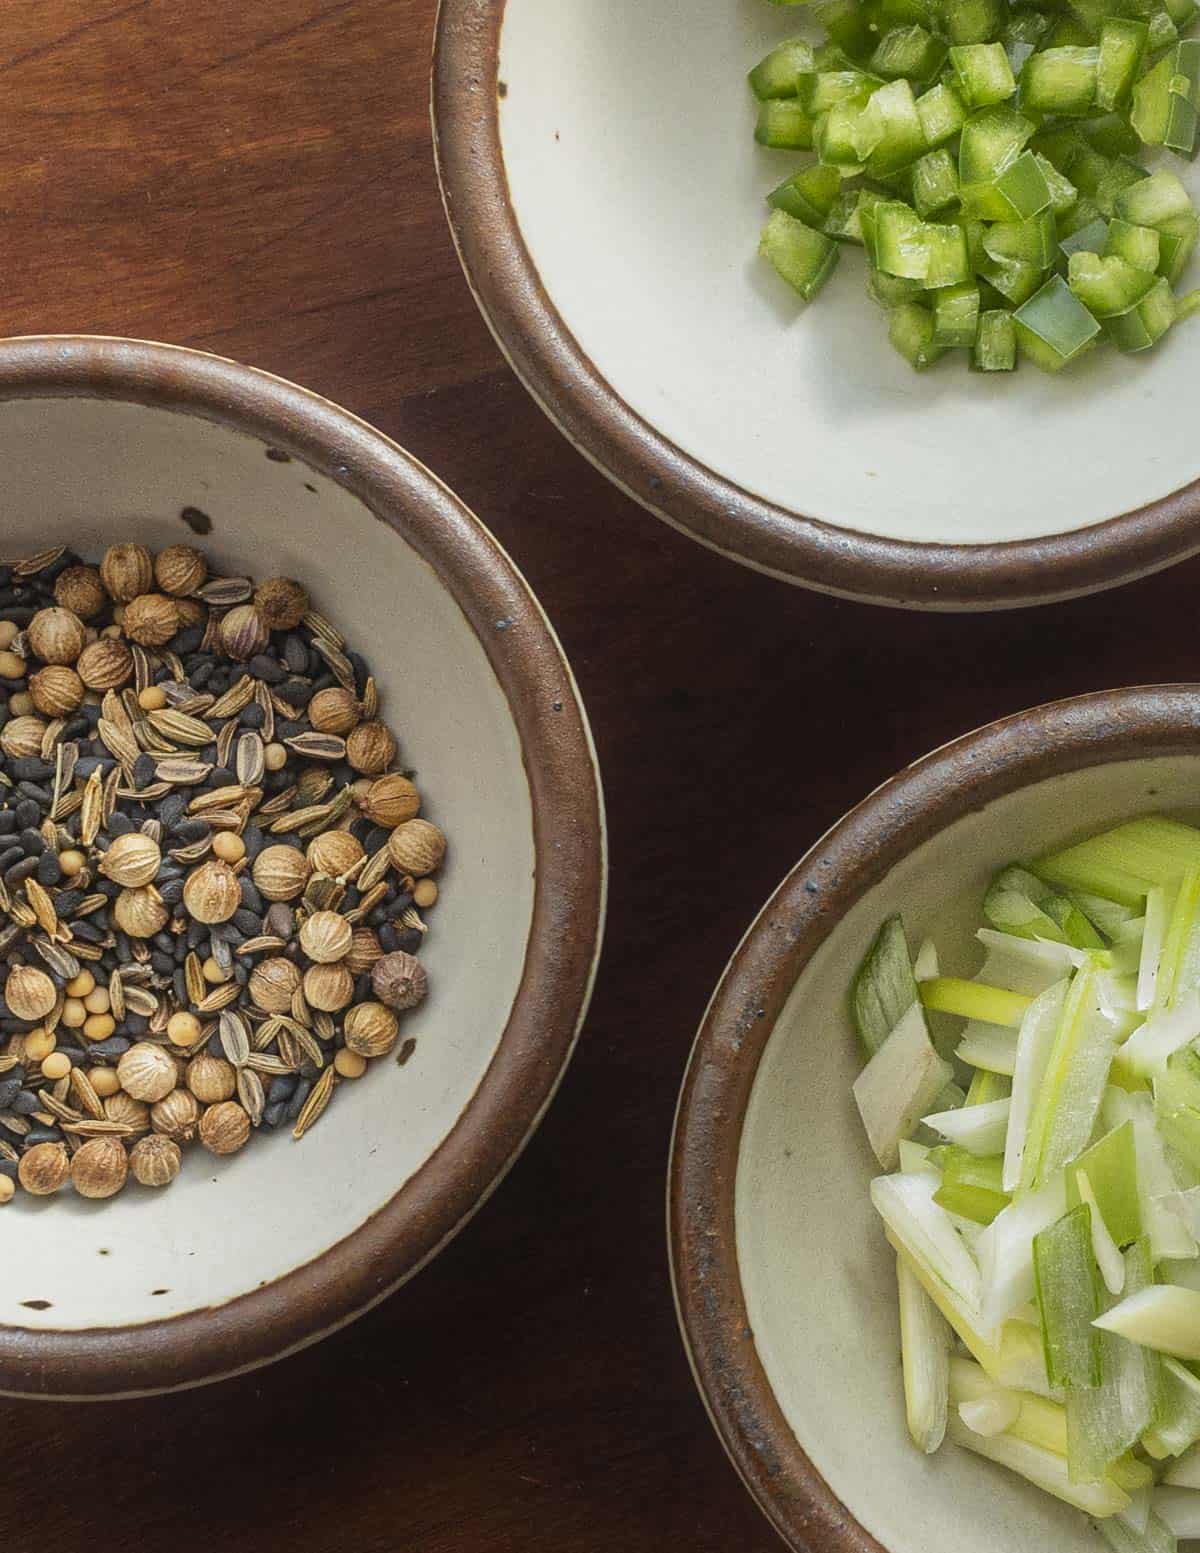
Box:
<box><xmin>435</xmin><ymin>0</ymin><xmax>1200</xmax><ymax>607</ymax></box>
<box><xmin>671</xmin><ymin>685</ymin><xmax>1200</xmax><ymax>1553</ymax></box>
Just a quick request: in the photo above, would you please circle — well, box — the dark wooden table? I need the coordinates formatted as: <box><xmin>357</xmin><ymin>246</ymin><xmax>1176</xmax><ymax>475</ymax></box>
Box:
<box><xmin>4</xmin><ymin>3</ymin><xmax>1198</xmax><ymax>1549</ymax></box>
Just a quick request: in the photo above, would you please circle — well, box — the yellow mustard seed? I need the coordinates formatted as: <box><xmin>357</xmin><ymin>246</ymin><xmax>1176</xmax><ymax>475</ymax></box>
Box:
<box><xmin>65</xmin><ymin>969</ymin><xmax>95</xmax><ymax>997</ymax></box>
<box><xmin>334</xmin><ymin>1049</ymin><xmax>367</xmax><ymax>1079</ymax></box>
<box><xmin>83</xmin><ymin>1013</ymin><xmax>116</xmax><ymax>1042</ymax></box>
<box><xmin>137</xmin><ymin>685</ymin><xmax>167</xmax><ymax>711</ymax></box>
<box><xmin>211</xmin><ymin>831</ymin><xmax>246</xmax><ymax>863</ymax></box>
<box><xmin>167</xmin><ymin>1011</ymin><xmax>201</xmax><ymax>1047</ymax></box>
<box><xmin>41</xmin><ymin>1052</ymin><xmax>71</xmax><ymax>1081</ymax></box>
<box><xmin>24</xmin><ymin>1028</ymin><xmax>55</xmax><ymax>1062</ymax></box>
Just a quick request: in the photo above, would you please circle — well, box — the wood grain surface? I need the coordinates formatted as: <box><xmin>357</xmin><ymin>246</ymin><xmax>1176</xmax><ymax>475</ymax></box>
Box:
<box><xmin>3</xmin><ymin>3</ymin><xmax>1199</xmax><ymax>1550</ymax></box>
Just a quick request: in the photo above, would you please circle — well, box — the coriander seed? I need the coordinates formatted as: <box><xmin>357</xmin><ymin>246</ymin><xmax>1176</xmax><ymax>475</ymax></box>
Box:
<box><xmin>55</xmin><ymin>564</ymin><xmax>106</xmax><ymax>618</ymax></box>
<box><xmin>27</xmin><ymin>606</ymin><xmax>86</xmax><ymax>665</ymax></box>
<box><xmin>71</xmin><ymin>1137</ymin><xmax>128</xmax><ymax>1199</ymax></box>
<box><xmin>299</xmin><ymin>910</ymin><xmax>353</xmax><ymax>964</ymax></box>
<box><xmin>100</xmin><ymin>542</ymin><xmax>154</xmax><ymax>600</ymax></box>
<box><xmin>187</xmin><ymin>1054</ymin><xmax>237</xmax><ymax>1105</ymax></box>
<box><xmin>199</xmin><ymin>1101</ymin><xmax>251</xmax><ymax>1156</ymax></box>
<box><xmin>117</xmin><ymin>1042</ymin><xmax>178</xmax><ymax>1103</ymax></box>
<box><xmin>19</xmin><ymin>1142</ymin><xmax>70</xmax><ymax>1196</ymax></box>
<box><xmin>344</xmin><ymin>1001</ymin><xmax>399</xmax><ymax>1058</ymax></box>
<box><xmin>130</xmin><ymin>1134</ymin><xmax>182</xmax><ymax>1187</ymax></box>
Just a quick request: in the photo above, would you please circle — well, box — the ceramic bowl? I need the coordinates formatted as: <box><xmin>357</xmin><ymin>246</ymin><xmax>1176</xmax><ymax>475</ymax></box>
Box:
<box><xmin>433</xmin><ymin>0</ymin><xmax>1200</xmax><ymax>609</ymax></box>
<box><xmin>0</xmin><ymin>336</ymin><xmax>605</xmax><ymax>1401</ymax></box>
<box><xmin>669</xmin><ymin>686</ymin><xmax>1200</xmax><ymax>1551</ymax></box>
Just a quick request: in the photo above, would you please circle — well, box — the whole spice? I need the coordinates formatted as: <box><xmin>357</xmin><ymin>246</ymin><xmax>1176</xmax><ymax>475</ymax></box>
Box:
<box><xmin>346</xmin><ymin>721</ymin><xmax>396</xmax><ymax>775</ymax></box>
<box><xmin>220</xmin><ymin>604</ymin><xmax>269</xmax><ymax>661</ymax></box>
<box><xmin>113</xmin><ymin>886</ymin><xmax>169</xmax><ymax>938</ymax></box>
<box><xmin>100</xmin><ymin>542</ymin><xmax>153</xmax><ymax>601</ymax></box>
<box><xmin>29</xmin><ymin>664</ymin><xmax>85</xmax><ymax>716</ymax></box>
<box><xmin>252</xmin><ymin>845</ymin><xmax>311</xmax><ymax>902</ymax></box>
<box><xmin>0</xmin><ymin>716</ymin><xmax>46</xmax><ymax>760</ymax></box>
<box><xmin>371</xmin><ymin>952</ymin><xmax>429</xmax><ymax>1012</ymax></box>
<box><xmin>154</xmin><ymin>544</ymin><xmax>207</xmax><ymax>596</ymax></box>
<box><xmin>299</xmin><ymin>910</ymin><xmax>353</xmax><ymax>964</ymax></box>
<box><xmin>344</xmin><ymin>1001</ymin><xmax>399</xmax><ymax>1057</ymax></box>
<box><xmin>199</xmin><ymin>1101</ymin><xmax>251</xmax><ymax>1156</ymax></box>
<box><xmin>100</xmin><ymin>832</ymin><xmax>162</xmax><ymax>887</ymax></box>
<box><xmin>105</xmin><ymin>1092</ymin><xmax>151</xmax><ymax>1131</ymax></box>
<box><xmin>55</xmin><ymin>564</ymin><xmax>107</xmax><ymax>618</ymax></box>
<box><xmin>27</xmin><ymin>606</ymin><xmax>86</xmax><ymax>665</ymax></box>
<box><xmin>303</xmin><ymin>961</ymin><xmax>355</xmax><ymax>1012</ymax></box>
<box><xmin>0</xmin><ymin>541</ymin><xmax>443</xmax><ymax>1204</ymax></box>
<box><xmin>76</xmin><ymin>637</ymin><xmax>133</xmax><ymax>690</ymax></box>
<box><xmin>183</xmin><ymin>859</ymin><xmax>241</xmax><ymax>924</ymax></box>
<box><xmin>122</xmin><ymin>592</ymin><xmax>178</xmax><ymax>647</ymax></box>
<box><xmin>130</xmin><ymin>1134</ymin><xmax>182</xmax><ymax>1187</ymax></box>
<box><xmin>19</xmin><ymin>1142</ymin><xmax>70</xmax><ymax>1196</ymax></box>
<box><xmin>71</xmin><ymin>1137</ymin><xmax>128</xmax><ymax>1199</ymax></box>
<box><xmin>6</xmin><ymin>964</ymin><xmax>57</xmax><ymax>1021</ymax></box>
<box><xmin>362</xmin><ymin>774</ymin><xmax>420</xmax><ymax>828</ymax></box>
<box><xmin>117</xmin><ymin>1043</ymin><xmax>178</xmax><ymax>1103</ymax></box>
<box><xmin>387</xmin><ymin>818</ymin><xmax>447</xmax><ymax>878</ymax></box>
<box><xmin>309</xmin><ymin>687</ymin><xmax>361</xmax><ymax>736</ymax></box>
<box><xmin>187</xmin><ymin>1054</ymin><xmax>237</xmax><ymax>1105</ymax></box>
<box><xmin>249</xmin><ymin>956</ymin><xmax>301</xmax><ymax>1013</ymax></box>
<box><xmin>151</xmin><ymin>1088</ymin><xmax>201</xmax><ymax>1143</ymax></box>
<box><xmin>345</xmin><ymin>927</ymin><xmax>383</xmax><ymax>975</ymax></box>
<box><xmin>307</xmin><ymin>829</ymin><xmax>364</xmax><ymax>876</ymax></box>
<box><xmin>255</xmin><ymin>576</ymin><xmax>310</xmax><ymax>631</ymax></box>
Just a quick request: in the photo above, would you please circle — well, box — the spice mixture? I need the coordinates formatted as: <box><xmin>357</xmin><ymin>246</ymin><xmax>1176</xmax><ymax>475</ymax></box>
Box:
<box><xmin>0</xmin><ymin>542</ymin><xmax>445</xmax><ymax>1204</ymax></box>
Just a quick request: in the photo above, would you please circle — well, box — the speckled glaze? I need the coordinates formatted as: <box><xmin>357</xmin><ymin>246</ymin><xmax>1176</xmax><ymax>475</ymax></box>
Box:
<box><xmin>669</xmin><ymin>687</ymin><xmax>1200</xmax><ymax>1551</ymax></box>
<box><xmin>0</xmin><ymin>336</ymin><xmax>606</xmax><ymax>1401</ymax></box>
<box><xmin>432</xmin><ymin>0</ymin><xmax>1200</xmax><ymax>610</ymax></box>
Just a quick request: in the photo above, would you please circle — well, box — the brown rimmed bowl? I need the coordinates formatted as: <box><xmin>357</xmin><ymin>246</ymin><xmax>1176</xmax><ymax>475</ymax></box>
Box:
<box><xmin>432</xmin><ymin>0</ymin><xmax>1200</xmax><ymax>610</ymax></box>
<box><xmin>669</xmin><ymin>685</ymin><xmax>1200</xmax><ymax>1551</ymax></box>
<box><xmin>0</xmin><ymin>335</ymin><xmax>605</xmax><ymax>1401</ymax></box>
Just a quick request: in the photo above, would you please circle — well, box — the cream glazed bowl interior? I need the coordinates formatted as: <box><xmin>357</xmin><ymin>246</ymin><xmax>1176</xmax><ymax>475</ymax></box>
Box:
<box><xmin>433</xmin><ymin>0</ymin><xmax>1200</xmax><ymax>609</ymax></box>
<box><xmin>0</xmin><ymin>336</ymin><xmax>605</xmax><ymax>1402</ymax></box>
<box><xmin>669</xmin><ymin>686</ymin><xmax>1200</xmax><ymax>1553</ymax></box>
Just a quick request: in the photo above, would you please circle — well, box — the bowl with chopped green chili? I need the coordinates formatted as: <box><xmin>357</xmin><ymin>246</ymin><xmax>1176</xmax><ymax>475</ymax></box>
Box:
<box><xmin>434</xmin><ymin>0</ymin><xmax>1200</xmax><ymax>608</ymax></box>
<box><xmin>670</xmin><ymin>684</ymin><xmax>1200</xmax><ymax>1553</ymax></box>
<box><xmin>0</xmin><ymin>336</ymin><xmax>605</xmax><ymax>1400</ymax></box>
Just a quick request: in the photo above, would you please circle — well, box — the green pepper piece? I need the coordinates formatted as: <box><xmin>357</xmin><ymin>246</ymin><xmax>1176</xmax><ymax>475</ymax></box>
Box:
<box><xmin>916</xmin><ymin>81</ymin><xmax>968</xmax><ymax>145</ymax></box>
<box><xmin>933</xmin><ymin>282</ymin><xmax>982</xmax><ymax>344</ymax></box>
<box><xmin>972</xmin><ymin>307</ymin><xmax>1018</xmax><ymax>369</ymax></box>
<box><xmin>768</xmin><ymin>165</ymin><xmax>846</xmax><ymax>227</ymax></box>
<box><xmin>1096</xmin><ymin>18</ymin><xmax>1148</xmax><ymax>110</ymax></box>
<box><xmin>759</xmin><ymin>209</ymin><xmax>842</xmax><ymax>300</ymax></box>
<box><xmin>756</xmin><ymin>100</ymin><xmax>816</xmax><ymax>149</ymax></box>
<box><xmin>1067</xmin><ymin>250</ymin><xmax>1156</xmax><ymax>315</ymax></box>
<box><xmin>1020</xmin><ymin>46</ymin><xmax>1100</xmax><ymax>116</ymax></box>
<box><xmin>888</xmin><ymin>300</ymin><xmax>947</xmax><ymax>367</ymax></box>
<box><xmin>1014</xmin><ymin>274</ymin><xmax>1102</xmax><ymax>368</ymax></box>
<box><xmin>749</xmin><ymin>38</ymin><xmax>819</xmax><ymax>100</ymax></box>
<box><xmin>950</xmin><ymin>42</ymin><xmax>1018</xmax><ymax>107</ymax></box>
<box><xmin>912</xmin><ymin>148</ymin><xmax>961</xmax><ymax>216</ymax></box>
<box><xmin>1104</xmin><ymin>217</ymin><xmax>1161</xmax><ymax>270</ymax></box>
<box><xmin>870</xmin><ymin>24</ymin><xmax>947</xmax><ymax>82</ymax></box>
<box><xmin>1103</xmin><ymin>275</ymin><xmax>1175</xmax><ymax>350</ymax></box>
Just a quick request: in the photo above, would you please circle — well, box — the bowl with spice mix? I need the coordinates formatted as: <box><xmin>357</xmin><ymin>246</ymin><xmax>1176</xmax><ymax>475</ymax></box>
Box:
<box><xmin>0</xmin><ymin>336</ymin><xmax>604</xmax><ymax>1400</ymax></box>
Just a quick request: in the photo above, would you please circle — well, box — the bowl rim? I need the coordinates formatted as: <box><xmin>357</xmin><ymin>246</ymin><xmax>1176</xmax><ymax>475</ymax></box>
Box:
<box><xmin>0</xmin><ymin>334</ymin><xmax>607</xmax><ymax>1401</ymax></box>
<box><xmin>431</xmin><ymin>0</ymin><xmax>1200</xmax><ymax>612</ymax></box>
<box><xmin>667</xmin><ymin>683</ymin><xmax>1200</xmax><ymax>1552</ymax></box>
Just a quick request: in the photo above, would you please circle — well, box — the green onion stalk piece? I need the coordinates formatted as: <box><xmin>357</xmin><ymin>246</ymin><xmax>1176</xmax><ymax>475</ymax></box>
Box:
<box><xmin>897</xmin><ymin>1252</ymin><xmax>951</xmax><ymax>1452</ymax></box>
<box><xmin>1034</xmin><ymin>1202</ymin><xmax>1104</xmax><ymax>1390</ymax></box>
